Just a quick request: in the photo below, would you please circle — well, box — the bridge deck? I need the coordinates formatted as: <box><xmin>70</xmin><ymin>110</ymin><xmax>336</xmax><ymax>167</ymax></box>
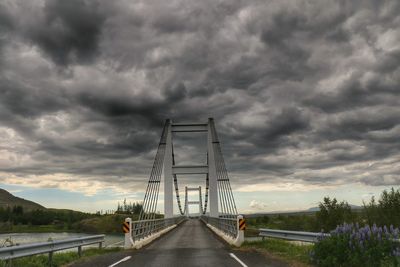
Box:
<box><xmin>72</xmin><ymin>219</ymin><xmax>279</xmax><ymax>267</ymax></box>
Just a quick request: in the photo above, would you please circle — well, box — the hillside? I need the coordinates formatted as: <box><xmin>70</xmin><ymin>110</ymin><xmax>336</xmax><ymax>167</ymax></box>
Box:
<box><xmin>0</xmin><ymin>188</ymin><xmax>45</xmax><ymax>211</ymax></box>
<box><xmin>245</xmin><ymin>204</ymin><xmax>363</xmax><ymax>217</ymax></box>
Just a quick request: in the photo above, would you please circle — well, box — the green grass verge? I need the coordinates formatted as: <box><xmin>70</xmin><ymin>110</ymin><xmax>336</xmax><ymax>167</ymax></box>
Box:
<box><xmin>0</xmin><ymin>247</ymin><xmax>122</xmax><ymax>267</ymax></box>
<box><xmin>241</xmin><ymin>238</ymin><xmax>313</xmax><ymax>266</ymax></box>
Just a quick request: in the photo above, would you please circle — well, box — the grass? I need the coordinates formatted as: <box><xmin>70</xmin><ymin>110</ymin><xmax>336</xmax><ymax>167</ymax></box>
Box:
<box><xmin>0</xmin><ymin>247</ymin><xmax>122</xmax><ymax>267</ymax></box>
<box><xmin>241</xmin><ymin>238</ymin><xmax>313</xmax><ymax>266</ymax></box>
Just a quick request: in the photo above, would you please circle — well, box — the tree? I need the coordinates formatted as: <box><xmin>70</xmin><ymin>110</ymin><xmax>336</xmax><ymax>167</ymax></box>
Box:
<box><xmin>364</xmin><ymin>188</ymin><xmax>400</xmax><ymax>227</ymax></box>
<box><xmin>316</xmin><ymin>197</ymin><xmax>355</xmax><ymax>232</ymax></box>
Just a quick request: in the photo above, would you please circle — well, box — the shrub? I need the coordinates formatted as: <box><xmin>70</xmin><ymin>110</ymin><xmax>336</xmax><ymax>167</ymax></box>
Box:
<box><xmin>311</xmin><ymin>223</ymin><xmax>400</xmax><ymax>267</ymax></box>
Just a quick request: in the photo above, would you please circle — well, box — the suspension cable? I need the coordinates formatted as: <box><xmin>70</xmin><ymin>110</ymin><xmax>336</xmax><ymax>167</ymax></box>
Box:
<box><xmin>139</xmin><ymin>120</ymin><xmax>169</xmax><ymax>221</ymax></box>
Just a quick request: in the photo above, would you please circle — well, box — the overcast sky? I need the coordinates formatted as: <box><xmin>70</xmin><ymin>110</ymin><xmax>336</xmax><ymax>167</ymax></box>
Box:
<box><xmin>0</xmin><ymin>0</ymin><xmax>399</xmax><ymax>213</ymax></box>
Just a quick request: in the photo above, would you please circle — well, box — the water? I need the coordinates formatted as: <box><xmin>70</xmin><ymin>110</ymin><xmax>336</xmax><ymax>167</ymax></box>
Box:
<box><xmin>0</xmin><ymin>232</ymin><xmax>124</xmax><ymax>248</ymax></box>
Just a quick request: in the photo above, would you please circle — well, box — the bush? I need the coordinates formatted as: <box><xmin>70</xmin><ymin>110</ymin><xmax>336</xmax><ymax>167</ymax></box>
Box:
<box><xmin>312</xmin><ymin>223</ymin><xmax>400</xmax><ymax>267</ymax></box>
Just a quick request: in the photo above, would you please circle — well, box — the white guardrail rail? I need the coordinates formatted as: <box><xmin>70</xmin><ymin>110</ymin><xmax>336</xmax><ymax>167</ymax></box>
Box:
<box><xmin>0</xmin><ymin>235</ymin><xmax>105</xmax><ymax>263</ymax></box>
<box><xmin>259</xmin><ymin>228</ymin><xmax>330</xmax><ymax>243</ymax></box>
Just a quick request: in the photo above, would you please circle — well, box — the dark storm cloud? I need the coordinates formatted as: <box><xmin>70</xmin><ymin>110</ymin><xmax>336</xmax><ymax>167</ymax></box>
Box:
<box><xmin>0</xmin><ymin>0</ymin><xmax>400</xmax><ymax>192</ymax></box>
<box><xmin>27</xmin><ymin>0</ymin><xmax>106</xmax><ymax>65</ymax></box>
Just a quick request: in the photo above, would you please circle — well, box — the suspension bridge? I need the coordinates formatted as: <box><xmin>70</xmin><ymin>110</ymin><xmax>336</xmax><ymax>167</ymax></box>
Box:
<box><xmin>124</xmin><ymin>118</ymin><xmax>243</xmax><ymax>240</ymax></box>
<box><xmin>72</xmin><ymin>118</ymin><xmax>268</xmax><ymax>266</ymax></box>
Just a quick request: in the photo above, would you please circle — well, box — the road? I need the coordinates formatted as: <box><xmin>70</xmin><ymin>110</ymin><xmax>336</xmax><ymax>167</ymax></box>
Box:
<box><xmin>72</xmin><ymin>219</ymin><xmax>284</xmax><ymax>267</ymax></box>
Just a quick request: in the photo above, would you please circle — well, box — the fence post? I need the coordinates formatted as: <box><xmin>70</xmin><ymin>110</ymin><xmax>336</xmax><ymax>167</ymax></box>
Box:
<box><xmin>124</xmin><ymin>217</ymin><xmax>132</xmax><ymax>249</ymax></box>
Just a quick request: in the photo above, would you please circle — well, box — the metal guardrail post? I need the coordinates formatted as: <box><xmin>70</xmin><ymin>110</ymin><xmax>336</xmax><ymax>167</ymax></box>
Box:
<box><xmin>49</xmin><ymin>251</ymin><xmax>53</xmax><ymax>266</ymax></box>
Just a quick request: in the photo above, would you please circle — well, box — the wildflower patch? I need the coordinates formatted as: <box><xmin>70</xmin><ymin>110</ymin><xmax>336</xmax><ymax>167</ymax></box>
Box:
<box><xmin>311</xmin><ymin>223</ymin><xmax>400</xmax><ymax>267</ymax></box>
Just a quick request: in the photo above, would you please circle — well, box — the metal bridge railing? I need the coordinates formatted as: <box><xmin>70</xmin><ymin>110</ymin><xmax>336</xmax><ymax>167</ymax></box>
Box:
<box><xmin>200</xmin><ymin>215</ymin><xmax>238</xmax><ymax>238</ymax></box>
<box><xmin>132</xmin><ymin>216</ymin><xmax>186</xmax><ymax>243</ymax></box>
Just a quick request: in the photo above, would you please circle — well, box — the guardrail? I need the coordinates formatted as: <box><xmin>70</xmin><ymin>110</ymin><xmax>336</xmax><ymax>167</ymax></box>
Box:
<box><xmin>258</xmin><ymin>228</ymin><xmax>400</xmax><ymax>244</ymax></box>
<box><xmin>259</xmin><ymin>228</ymin><xmax>330</xmax><ymax>243</ymax></box>
<box><xmin>0</xmin><ymin>235</ymin><xmax>105</xmax><ymax>264</ymax></box>
<box><xmin>132</xmin><ymin>216</ymin><xmax>186</xmax><ymax>242</ymax></box>
<box><xmin>201</xmin><ymin>216</ymin><xmax>237</xmax><ymax>238</ymax></box>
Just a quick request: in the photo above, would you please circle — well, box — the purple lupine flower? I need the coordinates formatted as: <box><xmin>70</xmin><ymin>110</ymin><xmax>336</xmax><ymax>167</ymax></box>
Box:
<box><xmin>394</xmin><ymin>228</ymin><xmax>399</xmax><ymax>239</ymax></box>
<box><xmin>351</xmin><ymin>232</ymin><xmax>356</xmax><ymax>240</ymax></box>
<box><xmin>373</xmin><ymin>224</ymin><xmax>378</xmax><ymax>233</ymax></box>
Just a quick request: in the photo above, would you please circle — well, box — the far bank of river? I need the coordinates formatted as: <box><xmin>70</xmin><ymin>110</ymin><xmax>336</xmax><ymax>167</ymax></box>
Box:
<box><xmin>0</xmin><ymin>232</ymin><xmax>124</xmax><ymax>248</ymax></box>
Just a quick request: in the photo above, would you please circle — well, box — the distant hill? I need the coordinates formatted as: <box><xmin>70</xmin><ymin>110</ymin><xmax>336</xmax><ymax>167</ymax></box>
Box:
<box><xmin>245</xmin><ymin>204</ymin><xmax>363</xmax><ymax>217</ymax></box>
<box><xmin>306</xmin><ymin>204</ymin><xmax>362</xmax><ymax>212</ymax></box>
<box><xmin>0</xmin><ymin>188</ymin><xmax>45</xmax><ymax>211</ymax></box>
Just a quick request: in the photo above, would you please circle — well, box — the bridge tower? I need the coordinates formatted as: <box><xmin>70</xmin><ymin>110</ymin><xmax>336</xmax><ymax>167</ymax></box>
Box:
<box><xmin>184</xmin><ymin>186</ymin><xmax>202</xmax><ymax>217</ymax></box>
<box><xmin>138</xmin><ymin>118</ymin><xmax>237</xmax><ymax>221</ymax></box>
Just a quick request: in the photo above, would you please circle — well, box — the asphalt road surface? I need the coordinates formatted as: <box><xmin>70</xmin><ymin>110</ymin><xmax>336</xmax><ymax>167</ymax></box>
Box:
<box><xmin>72</xmin><ymin>219</ymin><xmax>285</xmax><ymax>267</ymax></box>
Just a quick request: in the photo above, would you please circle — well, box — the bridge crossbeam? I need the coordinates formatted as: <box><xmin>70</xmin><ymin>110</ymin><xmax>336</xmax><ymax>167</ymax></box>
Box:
<box><xmin>172</xmin><ymin>165</ymin><xmax>208</xmax><ymax>175</ymax></box>
<box><xmin>171</xmin><ymin>123</ymin><xmax>208</xmax><ymax>132</ymax></box>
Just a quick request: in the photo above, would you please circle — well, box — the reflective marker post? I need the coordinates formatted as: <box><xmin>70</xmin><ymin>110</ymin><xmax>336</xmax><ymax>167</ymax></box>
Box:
<box><xmin>235</xmin><ymin>215</ymin><xmax>245</xmax><ymax>246</ymax></box>
<box><xmin>124</xmin><ymin>218</ymin><xmax>132</xmax><ymax>249</ymax></box>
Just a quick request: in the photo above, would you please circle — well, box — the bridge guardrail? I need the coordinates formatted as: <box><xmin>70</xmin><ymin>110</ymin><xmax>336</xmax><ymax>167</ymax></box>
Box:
<box><xmin>132</xmin><ymin>216</ymin><xmax>186</xmax><ymax>243</ymax></box>
<box><xmin>201</xmin><ymin>216</ymin><xmax>237</xmax><ymax>238</ymax></box>
<box><xmin>200</xmin><ymin>215</ymin><xmax>244</xmax><ymax>246</ymax></box>
<box><xmin>259</xmin><ymin>228</ymin><xmax>330</xmax><ymax>243</ymax></box>
<box><xmin>0</xmin><ymin>235</ymin><xmax>104</xmax><ymax>263</ymax></box>
<box><xmin>125</xmin><ymin>216</ymin><xmax>187</xmax><ymax>248</ymax></box>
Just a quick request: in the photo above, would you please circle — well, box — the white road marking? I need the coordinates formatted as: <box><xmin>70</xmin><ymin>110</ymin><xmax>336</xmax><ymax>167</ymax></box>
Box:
<box><xmin>108</xmin><ymin>256</ymin><xmax>132</xmax><ymax>267</ymax></box>
<box><xmin>230</xmin><ymin>253</ymin><xmax>248</xmax><ymax>267</ymax></box>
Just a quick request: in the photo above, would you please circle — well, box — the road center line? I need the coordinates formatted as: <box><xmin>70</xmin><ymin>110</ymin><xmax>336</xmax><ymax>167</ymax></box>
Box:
<box><xmin>229</xmin><ymin>253</ymin><xmax>248</xmax><ymax>267</ymax></box>
<box><xmin>108</xmin><ymin>256</ymin><xmax>131</xmax><ymax>267</ymax></box>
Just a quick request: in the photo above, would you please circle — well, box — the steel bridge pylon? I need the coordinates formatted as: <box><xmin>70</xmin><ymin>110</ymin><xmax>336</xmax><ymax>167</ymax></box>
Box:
<box><xmin>184</xmin><ymin>186</ymin><xmax>202</xmax><ymax>217</ymax></box>
<box><xmin>138</xmin><ymin>118</ymin><xmax>237</xmax><ymax>221</ymax></box>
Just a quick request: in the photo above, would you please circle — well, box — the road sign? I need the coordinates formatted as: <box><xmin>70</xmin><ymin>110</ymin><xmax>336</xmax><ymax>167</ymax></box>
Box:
<box><xmin>239</xmin><ymin>218</ymin><xmax>246</xmax><ymax>231</ymax></box>
<box><xmin>123</xmin><ymin>221</ymin><xmax>130</xmax><ymax>233</ymax></box>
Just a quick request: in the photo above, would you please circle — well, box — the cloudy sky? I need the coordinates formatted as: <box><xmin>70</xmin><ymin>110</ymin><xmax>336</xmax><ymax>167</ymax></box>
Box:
<box><xmin>0</xmin><ymin>0</ymin><xmax>399</xmax><ymax>214</ymax></box>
